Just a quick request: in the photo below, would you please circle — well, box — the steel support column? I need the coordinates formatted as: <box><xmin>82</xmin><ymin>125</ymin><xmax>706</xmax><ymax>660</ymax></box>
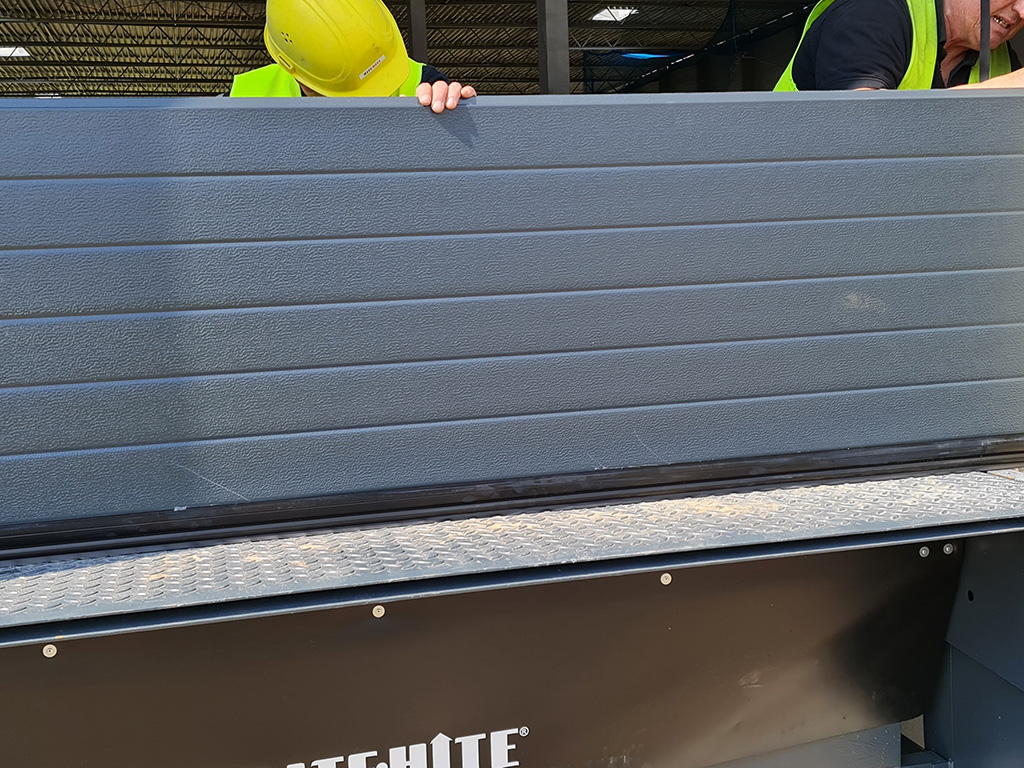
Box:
<box><xmin>537</xmin><ymin>0</ymin><xmax>570</xmax><ymax>93</ymax></box>
<box><xmin>408</xmin><ymin>0</ymin><xmax>429</xmax><ymax>64</ymax></box>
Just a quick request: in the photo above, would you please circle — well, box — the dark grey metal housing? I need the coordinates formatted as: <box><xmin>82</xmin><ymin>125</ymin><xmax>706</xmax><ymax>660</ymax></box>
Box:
<box><xmin>4</xmin><ymin>90</ymin><xmax>1024</xmax><ymax>527</ymax></box>
<box><xmin>0</xmin><ymin>471</ymin><xmax>979</xmax><ymax>768</ymax></box>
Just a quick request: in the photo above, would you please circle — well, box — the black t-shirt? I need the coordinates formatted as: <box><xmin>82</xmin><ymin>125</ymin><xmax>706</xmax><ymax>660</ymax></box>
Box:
<box><xmin>791</xmin><ymin>0</ymin><xmax>1020</xmax><ymax>89</ymax></box>
<box><xmin>793</xmin><ymin>0</ymin><xmax>913</xmax><ymax>89</ymax></box>
<box><xmin>420</xmin><ymin>64</ymin><xmax>450</xmax><ymax>85</ymax></box>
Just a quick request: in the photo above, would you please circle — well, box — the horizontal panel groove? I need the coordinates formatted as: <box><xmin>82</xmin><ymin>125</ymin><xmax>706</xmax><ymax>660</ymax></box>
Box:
<box><xmin>4</xmin><ymin>213</ymin><xmax>1024</xmax><ymax>320</ymax></box>
<box><xmin>6</xmin><ymin>320</ymin><xmax>1024</xmax><ymax>390</ymax></box>
<box><xmin>3</xmin><ymin>154</ymin><xmax>1024</xmax><ymax>187</ymax></box>
<box><xmin>4</xmin><ymin>375</ymin><xmax>1023</xmax><ymax>461</ymax></box>
<box><xmin>3</xmin><ymin>208</ymin><xmax>1023</xmax><ymax>254</ymax></box>
<box><xmin>4</xmin><ymin>383</ymin><xmax>1024</xmax><ymax>519</ymax></box>
<box><xmin>2</xmin><ymin>322</ymin><xmax>1022</xmax><ymax>391</ymax></box>
<box><xmin>4</xmin><ymin>208</ymin><xmax>1022</xmax><ymax>257</ymax></box>
<box><xmin>5</xmin><ymin>151</ymin><xmax>1024</xmax><ymax>183</ymax></box>
<box><xmin>4</xmin><ymin>156</ymin><xmax>1024</xmax><ymax>250</ymax></box>
<box><xmin>5</xmin><ymin>93</ymin><xmax>1024</xmax><ymax>180</ymax></box>
<box><xmin>4</xmin><ymin>266</ymin><xmax>1024</xmax><ymax>324</ymax></box>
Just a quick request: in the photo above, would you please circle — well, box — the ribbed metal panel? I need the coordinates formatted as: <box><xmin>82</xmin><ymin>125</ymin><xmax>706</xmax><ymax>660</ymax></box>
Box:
<box><xmin>2</xmin><ymin>91</ymin><xmax>1024</xmax><ymax>524</ymax></box>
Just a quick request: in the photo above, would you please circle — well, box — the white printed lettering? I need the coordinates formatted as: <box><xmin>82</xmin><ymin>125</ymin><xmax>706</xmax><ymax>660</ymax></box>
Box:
<box><xmin>348</xmin><ymin>752</ymin><xmax>377</xmax><ymax>768</ymax></box>
<box><xmin>490</xmin><ymin>729</ymin><xmax>520</xmax><ymax>768</ymax></box>
<box><xmin>389</xmin><ymin>743</ymin><xmax>427</xmax><ymax>768</ymax></box>
<box><xmin>286</xmin><ymin>724</ymin><xmax>525</xmax><ymax>768</ymax></box>
<box><xmin>429</xmin><ymin>733</ymin><xmax>452</xmax><ymax>768</ymax></box>
<box><xmin>359</xmin><ymin>54</ymin><xmax>386</xmax><ymax>80</ymax></box>
<box><xmin>454</xmin><ymin>734</ymin><xmax>486</xmax><ymax>768</ymax></box>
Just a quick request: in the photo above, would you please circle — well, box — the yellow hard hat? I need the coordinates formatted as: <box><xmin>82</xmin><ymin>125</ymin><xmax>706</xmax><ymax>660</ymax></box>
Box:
<box><xmin>264</xmin><ymin>0</ymin><xmax>411</xmax><ymax>97</ymax></box>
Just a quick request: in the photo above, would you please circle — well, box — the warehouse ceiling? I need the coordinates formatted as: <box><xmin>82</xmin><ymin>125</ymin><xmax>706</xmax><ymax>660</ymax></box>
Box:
<box><xmin>0</xmin><ymin>0</ymin><xmax>808</xmax><ymax>97</ymax></box>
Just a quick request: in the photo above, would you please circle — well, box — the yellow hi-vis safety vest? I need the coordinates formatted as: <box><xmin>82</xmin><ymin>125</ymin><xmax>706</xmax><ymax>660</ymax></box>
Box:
<box><xmin>774</xmin><ymin>0</ymin><xmax>1011</xmax><ymax>90</ymax></box>
<box><xmin>230</xmin><ymin>59</ymin><xmax>425</xmax><ymax>97</ymax></box>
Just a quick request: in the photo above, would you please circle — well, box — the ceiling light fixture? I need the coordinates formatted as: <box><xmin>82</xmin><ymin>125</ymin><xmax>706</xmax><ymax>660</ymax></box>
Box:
<box><xmin>0</xmin><ymin>46</ymin><xmax>30</xmax><ymax>57</ymax></box>
<box><xmin>591</xmin><ymin>7</ymin><xmax>638</xmax><ymax>21</ymax></box>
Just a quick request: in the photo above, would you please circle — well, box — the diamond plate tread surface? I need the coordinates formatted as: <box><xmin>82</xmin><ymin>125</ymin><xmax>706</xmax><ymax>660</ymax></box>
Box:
<box><xmin>2</xmin><ymin>470</ymin><xmax>1023</xmax><ymax>629</ymax></box>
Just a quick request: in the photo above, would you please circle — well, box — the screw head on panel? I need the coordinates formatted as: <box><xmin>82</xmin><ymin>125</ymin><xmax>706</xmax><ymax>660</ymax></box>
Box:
<box><xmin>372</xmin><ymin>605</ymin><xmax>386</xmax><ymax>618</ymax></box>
<box><xmin>42</xmin><ymin>644</ymin><xmax>57</xmax><ymax>658</ymax></box>
<box><xmin>943</xmin><ymin>543</ymin><xmax>955</xmax><ymax>555</ymax></box>
<box><xmin>919</xmin><ymin>546</ymin><xmax>931</xmax><ymax>558</ymax></box>
<box><xmin>660</xmin><ymin>573</ymin><xmax>672</xmax><ymax>585</ymax></box>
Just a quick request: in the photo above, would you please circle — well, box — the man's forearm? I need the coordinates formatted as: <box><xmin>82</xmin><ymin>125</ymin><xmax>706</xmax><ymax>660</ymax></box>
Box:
<box><xmin>954</xmin><ymin>67</ymin><xmax>1024</xmax><ymax>88</ymax></box>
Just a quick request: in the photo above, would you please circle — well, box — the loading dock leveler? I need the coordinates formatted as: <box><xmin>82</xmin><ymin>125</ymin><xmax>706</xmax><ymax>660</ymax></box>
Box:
<box><xmin>5</xmin><ymin>90</ymin><xmax>1024</xmax><ymax>766</ymax></box>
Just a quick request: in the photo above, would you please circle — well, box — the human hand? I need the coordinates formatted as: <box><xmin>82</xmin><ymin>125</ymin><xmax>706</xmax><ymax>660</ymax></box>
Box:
<box><xmin>416</xmin><ymin>80</ymin><xmax>476</xmax><ymax>112</ymax></box>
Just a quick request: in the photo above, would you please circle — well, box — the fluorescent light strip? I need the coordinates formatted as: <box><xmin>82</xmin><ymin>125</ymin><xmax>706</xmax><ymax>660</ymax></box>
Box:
<box><xmin>0</xmin><ymin>46</ymin><xmax>30</xmax><ymax>57</ymax></box>
<box><xmin>591</xmin><ymin>7</ymin><xmax>638</xmax><ymax>21</ymax></box>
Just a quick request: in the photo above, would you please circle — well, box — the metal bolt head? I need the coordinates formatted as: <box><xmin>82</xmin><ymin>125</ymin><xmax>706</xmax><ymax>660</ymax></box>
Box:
<box><xmin>372</xmin><ymin>605</ymin><xmax>386</xmax><ymax>619</ymax></box>
<box><xmin>943</xmin><ymin>543</ymin><xmax>955</xmax><ymax>556</ymax></box>
<box><xmin>42</xmin><ymin>644</ymin><xmax>57</xmax><ymax>658</ymax></box>
<box><xmin>660</xmin><ymin>573</ymin><xmax>672</xmax><ymax>585</ymax></box>
<box><xmin>919</xmin><ymin>546</ymin><xmax>931</xmax><ymax>558</ymax></box>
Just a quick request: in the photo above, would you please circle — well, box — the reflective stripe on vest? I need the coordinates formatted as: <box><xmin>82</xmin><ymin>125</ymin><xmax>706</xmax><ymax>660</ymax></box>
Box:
<box><xmin>968</xmin><ymin>43</ymin><xmax>1012</xmax><ymax>83</ymax></box>
<box><xmin>773</xmin><ymin>0</ymin><xmax>1009</xmax><ymax>91</ymax></box>
<box><xmin>230</xmin><ymin>60</ymin><xmax>425</xmax><ymax>97</ymax></box>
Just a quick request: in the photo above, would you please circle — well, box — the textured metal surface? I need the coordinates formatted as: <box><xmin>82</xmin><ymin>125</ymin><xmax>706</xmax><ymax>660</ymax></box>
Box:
<box><xmin>7</xmin><ymin>94</ymin><xmax>1024</xmax><ymax>527</ymax></box>
<box><xmin>0</xmin><ymin>470</ymin><xmax>1021</xmax><ymax>630</ymax></box>
<box><xmin>7</xmin><ymin>93</ymin><xmax>1024</xmax><ymax>179</ymax></box>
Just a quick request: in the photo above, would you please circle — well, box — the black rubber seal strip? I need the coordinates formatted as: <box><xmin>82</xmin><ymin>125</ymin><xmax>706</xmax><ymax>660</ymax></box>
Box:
<box><xmin>3</xmin><ymin>433</ymin><xmax>1024</xmax><ymax>559</ymax></box>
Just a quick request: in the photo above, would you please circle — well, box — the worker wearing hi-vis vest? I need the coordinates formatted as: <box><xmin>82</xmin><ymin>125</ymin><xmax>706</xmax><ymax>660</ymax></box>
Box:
<box><xmin>775</xmin><ymin>0</ymin><xmax>1024</xmax><ymax>90</ymax></box>
<box><xmin>231</xmin><ymin>0</ymin><xmax>475</xmax><ymax>112</ymax></box>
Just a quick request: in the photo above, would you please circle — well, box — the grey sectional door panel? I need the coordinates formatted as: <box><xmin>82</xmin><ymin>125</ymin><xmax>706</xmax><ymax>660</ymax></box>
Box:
<box><xmin>2</xmin><ymin>91</ymin><xmax>1023</xmax><ymax>525</ymax></box>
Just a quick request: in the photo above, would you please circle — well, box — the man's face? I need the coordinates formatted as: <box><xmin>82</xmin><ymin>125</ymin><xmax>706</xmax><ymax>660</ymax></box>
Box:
<box><xmin>947</xmin><ymin>0</ymin><xmax>1024</xmax><ymax>50</ymax></box>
